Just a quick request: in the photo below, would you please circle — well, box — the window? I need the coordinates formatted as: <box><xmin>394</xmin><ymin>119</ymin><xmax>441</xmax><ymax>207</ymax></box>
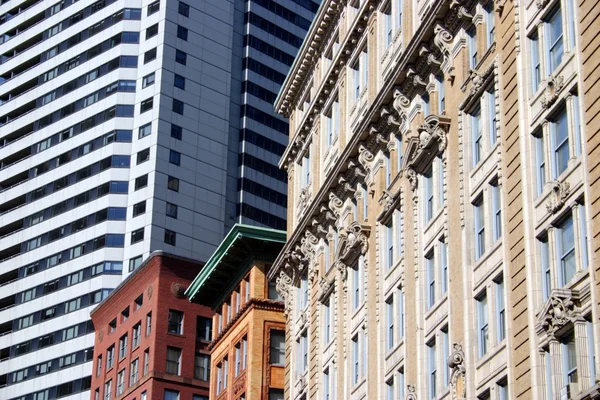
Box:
<box><xmin>495</xmin><ymin>277</ymin><xmax>506</xmax><ymax>343</ymax></box>
<box><xmin>131</xmin><ymin>228</ymin><xmax>144</xmax><ymax>244</ymax></box>
<box><xmin>139</xmin><ymin>123</ymin><xmax>152</xmax><ymax>138</ymax></box>
<box><xmin>166</xmin><ymin>202</ymin><xmax>178</xmax><ymax>218</ymax></box>
<box><xmin>551</xmin><ymin>108</ymin><xmax>569</xmax><ymax>178</ymax></box>
<box><xmin>324</xmin><ymin>368</ymin><xmax>331</xmax><ymax>400</ymax></box>
<box><xmin>472</xmin><ymin>106</ymin><xmax>482</xmax><ymax>166</ymax></box>
<box><xmin>97</xmin><ymin>355</ymin><xmax>102</xmax><ymax>376</ymax></box>
<box><xmin>168</xmin><ymin>310</ymin><xmax>184</xmax><ymax>334</ymax></box>
<box><xmin>352</xmin><ymin>260</ymin><xmax>364</xmax><ymax>310</ymax></box>
<box><xmin>144</xmin><ymin>48</ymin><xmax>157</xmax><ymax>64</ymax></box>
<box><xmin>352</xmin><ymin>334</ymin><xmax>359</xmax><ymax>384</ymax></box>
<box><xmin>177</xmin><ymin>25</ymin><xmax>188</xmax><ymax>40</ymax></box>
<box><xmin>133</xmin><ymin>323</ymin><xmax>141</xmax><ymax>348</ymax></box>
<box><xmin>142</xmin><ymin>73</ymin><xmax>155</xmax><ymax>88</ymax></box>
<box><xmin>135</xmin><ymin>294</ymin><xmax>143</xmax><ymax>309</ymax></box>
<box><xmin>195</xmin><ymin>353</ymin><xmax>210</xmax><ymax>380</ymax></box>
<box><xmin>440</xmin><ymin>240</ymin><xmax>448</xmax><ymax>295</ymax></box>
<box><xmin>146</xmin><ymin>312</ymin><xmax>152</xmax><ymax>335</ymax></box>
<box><xmin>485</xmin><ymin>2</ymin><xmax>495</xmax><ymax>47</ymax></box>
<box><xmin>164</xmin><ymin>389</ymin><xmax>180</xmax><ymax>400</ymax></box>
<box><xmin>424</xmin><ymin>168</ymin><xmax>434</xmax><ymax>222</ymax></box>
<box><xmin>423</xmin><ymin>93</ymin><xmax>431</xmax><ymax>116</ymax></box>
<box><xmin>426</xmin><ymin>252</ymin><xmax>435</xmax><ymax>309</ymax></box>
<box><xmin>171</xmin><ymin>124</ymin><xmax>183</xmax><ymax>140</ymax></box>
<box><xmin>428</xmin><ymin>340</ymin><xmax>437</xmax><ymax>399</ymax></box>
<box><xmin>557</xmin><ymin>213</ymin><xmax>575</xmax><ymax>286</ymax></box>
<box><xmin>397</xmin><ymin>288</ymin><xmax>405</xmax><ymax>339</ymax></box>
<box><xmin>535</xmin><ymin>133</ymin><xmax>546</xmax><ymax>195</ymax></box>
<box><xmin>474</xmin><ymin>197</ymin><xmax>485</xmax><ymax>259</ymax></box>
<box><xmin>132</xmin><ymin>201</ymin><xmax>146</xmax><ymax>217</ymax></box>
<box><xmin>168</xmin><ymin>176</ymin><xmax>180</xmax><ymax>191</ymax></box>
<box><xmin>386</xmin><ymin>377</ymin><xmax>394</xmax><ymax>400</ymax></box>
<box><xmin>116</xmin><ymin>369</ymin><xmax>125</xmax><ymax>395</ymax></box>
<box><xmin>146</xmin><ymin>23</ymin><xmax>158</xmax><ymax>39</ymax></box>
<box><xmin>137</xmin><ymin>148</ymin><xmax>150</xmax><ymax>165</ymax></box>
<box><xmin>325</xmin><ymin>99</ymin><xmax>339</xmax><ymax>147</ymax></box>
<box><xmin>530</xmin><ymin>33</ymin><xmax>541</xmax><ymax>93</ymax></box>
<box><xmin>104</xmin><ymin>380</ymin><xmax>112</xmax><ymax>400</ymax></box>
<box><xmin>477</xmin><ymin>292</ymin><xmax>489</xmax><ymax>358</ymax></box>
<box><xmin>172</xmin><ymin>99</ymin><xmax>184</xmax><ymax>115</ymax></box>
<box><xmin>166</xmin><ymin>347</ymin><xmax>182</xmax><ymax>375</ymax></box>
<box><xmin>130</xmin><ymin>358</ymin><xmax>139</xmax><ymax>385</ymax></box>
<box><xmin>561</xmin><ymin>331</ymin><xmax>578</xmax><ymax>392</ymax></box>
<box><xmin>164</xmin><ymin>229</ymin><xmax>176</xmax><ymax>246</ymax></box>
<box><xmin>487</xmin><ymin>88</ymin><xmax>497</xmax><ymax>146</ymax></box>
<box><xmin>301</xmin><ymin>151</ymin><xmax>311</xmax><ymax>187</ymax></box>
<box><xmin>143</xmin><ymin>349</ymin><xmax>150</xmax><ymax>375</ymax></box>
<box><xmin>148</xmin><ymin>1</ymin><xmax>160</xmax><ymax>15</ymax></box>
<box><xmin>175</xmin><ymin>50</ymin><xmax>187</xmax><ymax>65</ymax></box>
<box><xmin>119</xmin><ymin>334</ymin><xmax>128</xmax><ymax>359</ymax></box>
<box><xmin>106</xmin><ymin>346</ymin><xmax>115</xmax><ymax>370</ymax></box>
<box><xmin>386</xmin><ymin>221</ymin><xmax>394</xmax><ymax>269</ymax></box>
<box><xmin>547</xmin><ymin>6</ymin><xmax>564</xmax><ymax>73</ymax></box>
<box><xmin>174</xmin><ymin>74</ymin><xmax>185</xmax><ymax>90</ymax></box>
<box><xmin>169</xmin><ymin>150</ymin><xmax>181</xmax><ymax>166</ymax></box>
<box><xmin>490</xmin><ymin>181</ymin><xmax>502</xmax><ymax>242</ymax></box>
<box><xmin>386</xmin><ymin>296</ymin><xmax>394</xmax><ymax>350</ymax></box>
<box><xmin>469</xmin><ymin>26</ymin><xmax>477</xmax><ymax>69</ymax></box>
<box><xmin>323</xmin><ymin>298</ymin><xmax>332</xmax><ymax>345</ymax></box>
<box><xmin>129</xmin><ymin>255</ymin><xmax>143</xmax><ymax>272</ymax></box>
<box><xmin>197</xmin><ymin>317</ymin><xmax>211</xmax><ymax>341</ymax></box>
<box><xmin>270</xmin><ymin>330</ymin><xmax>285</xmax><ymax>365</ymax></box>
<box><xmin>179</xmin><ymin>2</ymin><xmax>190</xmax><ymax>17</ymax></box>
<box><xmin>298</xmin><ymin>331</ymin><xmax>308</xmax><ymax>375</ymax></box>
<box><xmin>140</xmin><ymin>97</ymin><xmax>153</xmax><ymax>113</ymax></box>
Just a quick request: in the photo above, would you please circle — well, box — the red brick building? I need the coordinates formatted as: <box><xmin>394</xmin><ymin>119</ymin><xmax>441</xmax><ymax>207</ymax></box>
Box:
<box><xmin>90</xmin><ymin>252</ymin><xmax>212</xmax><ymax>400</ymax></box>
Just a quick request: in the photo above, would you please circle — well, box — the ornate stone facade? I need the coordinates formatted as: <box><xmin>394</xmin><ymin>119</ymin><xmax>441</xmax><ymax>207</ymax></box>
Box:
<box><xmin>269</xmin><ymin>0</ymin><xmax>599</xmax><ymax>399</ymax></box>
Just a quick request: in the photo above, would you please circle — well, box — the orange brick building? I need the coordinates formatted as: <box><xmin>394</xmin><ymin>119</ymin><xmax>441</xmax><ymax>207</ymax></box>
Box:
<box><xmin>185</xmin><ymin>224</ymin><xmax>286</xmax><ymax>400</ymax></box>
<box><xmin>90</xmin><ymin>252</ymin><xmax>212</xmax><ymax>400</ymax></box>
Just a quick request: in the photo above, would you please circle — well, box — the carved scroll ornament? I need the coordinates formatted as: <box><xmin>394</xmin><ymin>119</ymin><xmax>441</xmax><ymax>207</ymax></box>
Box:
<box><xmin>448</xmin><ymin>343</ymin><xmax>466</xmax><ymax>400</ymax></box>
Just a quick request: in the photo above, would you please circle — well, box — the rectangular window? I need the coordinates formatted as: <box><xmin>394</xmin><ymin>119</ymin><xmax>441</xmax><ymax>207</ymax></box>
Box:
<box><xmin>323</xmin><ymin>300</ymin><xmax>331</xmax><ymax>345</ymax></box>
<box><xmin>477</xmin><ymin>292</ymin><xmax>489</xmax><ymax>358</ymax></box>
<box><xmin>172</xmin><ymin>99</ymin><xmax>184</xmax><ymax>115</ymax></box>
<box><xmin>168</xmin><ymin>176</ymin><xmax>180</xmax><ymax>192</ymax></box>
<box><xmin>168</xmin><ymin>310</ymin><xmax>184</xmax><ymax>334</ymax></box>
<box><xmin>386</xmin><ymin>221</ymin><xmax>394</xmax><ymax>269</ymax></box>
<box><xmin>472</xmin><ymin>107</ymin><xmax>482</xmax><ymax>166</ymax></box>
<box><xmin>386</xmin><ymin>377</ymin><xmax>394</xmax><ymax>400</ymax></box>
<box><xmin>491</xmin><ymin>182</ymin><xmax>502</xmax><ymax>242</ymax></box>
<box><xmin>557</xmin><ymin>213</ymin><xmax>575</xmax><ymax>286</ymax></box>
<box><xmin>428</xmin><ymin>340</ymin><xmax>437</xmax><ymax>399</ymax></box>
<box><xmin>384</xmin><ymin>9</ymin><xmax>392</xmax><ymax>47</ymax></box>
<box><xmin>195</xmin><ymin>353</ymin><xmax>210</xmax><ymax>381</ymax></box>
<box><xmin>175</xmin><ymin>50</ymin><xmax>187</xmax><ymax>65</ymax></box>
<box><xmin>196</xmin><ymin>316</ymin><xmax>211</xmax><ymax>341</ymax></box>
<box><xmin>579</xmin><ymin>204</ymin><xmax>589</xmax><ymax>269</ymax></box>
<box><xmin>131</xmin><ymin>228</ymin><xmax>144</xmax><ymax>244</ymax></box>
<box><xmin>270</xmin><ymin>330</ymin><xmax>285</xmax><ymax>365</ymax></box>
<box><xmin>386</xmin><ymin>296</ymin><xmax>394</xmax><ymax>350</ymax></box>
<box><xmin>561</xmin><ymin>331</ymin><xmax>578</xmax><ymax>392</ymax></box>
<box><xmin>132</xmin><ymin>323</ymin><xmax>141</xmax><ymax>348</ymax></box>
<box><xmin>177</xmin><ymin>25</ymin><xmax>188</xmax><ymax>41</ymax></box>
<box><xmin>440</xmin><ymin>240</ymin><xmax>447</xmax><ymax>295</ymax></box>
<box><xmin>487</xmin><ymin>89</ymin><xmax>497</xmax><ymax>146</ymax></box>
<box><xmin>146</xmin><ymin>23</ymin><xmax>158</xmax><ymax>39</ymax></box>
<box><xmin>105</xmin><ymin>380</ymin><xmax>112</xmax><ymax>400</ymax></box>
<box><xmin>485</xmin><ymin>2</ymin><xmax>495</xmax><ymax>47</ymax></box>
<box><xmin>169</xmin><ymin>150</ymin><xmax>181</xmax><ymax>166</ymax></box>
<box><xmin>140</xmin><ymin>97</ymin><xmax>153</xmax><ymax>113</ymax></box>
<box><xmin>179</xmin><ymin>2</ymin><xmax>190</xmax><ymax>17</ymax></box>
<box><xmin>535</xmin><ymin>133</ymin><xmax>546</xmax><ymax>195</ymax></box>
<box><xmin>353</xmin><ymin>264</ymin><xmax>360</xmax><ymax>310</ymax></box>
<box><xmin>144</xmin><ymin>48</ymin><xmax>157</xmax><ymax>64</ymax></box>
<box><xmin>130</xmin><ymin>358</ymin><xmax>139</xmax><ymax>385</ymax></box>
<box><xmin>146</xmin><ymin>312</ymin><xmax>152</xmax><ymax>335</ymax></box>
<box><xmin>424</xmin><ymin>168</ymin><xmax>434</xmax><ymax>223</ymax></box>
<box><xmin>174</xmin><ymin>74</ymin><xmax>186</xmax><ymax>90</ymax></box>
<box><xmin>119</xmin><ymin>334</ymin><xmax>128</xmax><ymax>359</ymax></box>
<box><xmin>142</xmin><ymin>73</ymin><xmax>155</xmax><ymax>88</ymax></box>
<box><xmin>324</xmin><ymin>368</ymin><xmax>330</xmax><ymax>400</ymax></box>
<box><xmin>541</xmin><ymin>237</ymin><xmax>551</xmax><ymax>301</ymax></box>
<box><xmin>496</xmin><ymin>277</ymin><xmax>506</xmax><ymax>343</ymax></box>
<box><xmin>166</xmin><ymin>347</ymin><xmax>182</xmax><ymax>375</ymax></box>
<box><xmin>396</xmin><ymin>212</ymin><xmax>403</xmax><ymax>259</ymax></box>
<box><xmin>469</xmin><ymin>27</ymin><xmax>478</xmax><ymax>68</ymax></box>
<box><xmin>164</xmin><ymin>389</ymin><xmax>179</xmax><ymax>400</ymax></box>
<box><xmin>547</xmin><ymin>6</ymin><xmax>564</xmax><ymax>74</ymax></box>
<box><xmin>148</xmin><ymin>1</ymin><xmax>160</xmax><ymax>15</ymax></box>
<box><xmin>171</xmin><ymin>124</ymin><xmax>183</xmax><ymax>140</ymax></box>
<box><xmin>551</xmin><ymin>109</ymin><xmax>569</xmax><ymax>178</ymax></box>
<box><xmin>442</xmin><ymin>329</ymin><xmax>450</xmax><ymax>387</ymax></box>
<box><xmin>363</xmin><ymin>185</ymin><xmax>368</xmax><ymax>219</ymax></box>
<box><xmin>398</xmin><ymin>288</ymin><xmax>405</xmax><ymax>339</ymax></box>
<box><xmin>107</xmin><ymin>346</ymin><xmax>114</xmax><ymax>370</ymax></box>
<box><xmin>426</xmin><ymin>252</ymin><xmax>435</xmax><ymax>309</ymax></box>
<box><xmin>352</xmin><ymin>335</ymin><xmax>359</xmax><ymax>384</ymax></box>
<box><xmin>302</xmin><ymin>151</ymin><xmax>311</xmax><ymax>187</ymax></box>
<box><xmin>531</xmin><ymin>33</ymin><xmax>541</xmax><ymax>93</ymax></box>
<box><xmin>143</xmin><ymin>349</ymin><xmax>150</xmax><ymax>375</ymax></box>
<box><xmin>474</xmin><ymin>197</ymin><xmax>485</xmax><ymax>260</ymax></box>
<box><xmin>139</xmin><ymin>123</ymin><xmax>152</xmax><ymax>139</ymax></box>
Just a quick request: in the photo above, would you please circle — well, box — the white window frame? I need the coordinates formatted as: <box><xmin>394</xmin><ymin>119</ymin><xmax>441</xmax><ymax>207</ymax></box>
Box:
<box><xmin>477</xmin><ymin>291</ymin><xmax>489</xmax><ymax>358</ymax></box>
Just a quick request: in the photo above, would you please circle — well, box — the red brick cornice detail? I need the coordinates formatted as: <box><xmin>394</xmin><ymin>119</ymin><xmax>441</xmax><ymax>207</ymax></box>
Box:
<box><xmin>209</xmin><ymin>298</ymin><xmax>284</xmax><ymax>350</ymax></box>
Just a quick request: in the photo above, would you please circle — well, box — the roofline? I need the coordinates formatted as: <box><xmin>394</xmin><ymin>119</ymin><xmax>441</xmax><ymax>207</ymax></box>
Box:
<box><xmin>274</xmin><ymin>0</ymin><xmax>327</xmax><ymax>112</ymax></box>
<box><xmin>184</xmin><ymin>223</ymin><xmax>286</xmax><ymax>301</ymax></box>
<box><xmin>90</xmin><ymin>251</ymin><xmax>204</xmax><ymax>316</ymax></box>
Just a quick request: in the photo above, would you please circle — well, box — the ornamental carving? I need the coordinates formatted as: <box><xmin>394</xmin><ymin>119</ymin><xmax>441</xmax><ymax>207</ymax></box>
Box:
<box><xmin>393</xmin><ymin>88</ymin><xmax>411</xmax><ymax>124</ymax></box>
<box><xmin>496</xmin><ymin>0</ymin><xmax>508</xmax><ymax>13</ymax></box>
<box><xmin>358</xmin><ymin>145</ymin><xmax>375</xmax><ymax>176</ymax></box>
<box><xmin>545</xmin><ymin>181</ymin><xmax>571</xmax><ymax>214</ymax></box>
<box><xmin>300</xmin><ymin>230</ymin><xmax>320</xmax><ymax>265</ymax></box>
<box><xmin>377</xmin><ymin>188</ymin><xmax>401</xmax><ymax>222</ymax></box>
<box><xmin>468</xmin><ymin>70</ymin><xmax>483</xmax><ymax>97</ymax></box>
<box><xmin>171</xmin><ymin>282</ymin><xmax>186</xmax><ymax>298</ymax></box>
<box><xmin>448</xmin><ymin>343</ymin><xmax>466</xmax><ymax>400</ymax></box>
<box><xmin>147</xmin><ymin>284</ymin><xmax>153</xmax><ymax>299</ymax></box>
<box><xmin>406</xmin><ymin>167</ymin><xmax>418</xmax><ymax>191</ymax></box>
<box><xmin>336</xmin><ymin>260</ymin><xmax>348</xmax><ymax>292</ymax></box>
<box><xmin>536</xmin><ymin>0</ymin><xmax>550</xmax><ymax>9</ymax></box>
<box><xmin>233</xmin><ymin>373</ymin><xmax>246</xmax><ymax>396</ymax></box>
<box><xmin>541</xmin><ymin>75</ymin><xmax>565</xmax><ymax>109</ymax></box>
<box><xmin>406</xmin><ymin>384</ymin><xmax>417</xmax><ymax>400</ymax></box>
<box><xmin>318</xmin><ymin>277</ymin><xmax>334</xmax><ymax>303</ymax></box>
<box><xmin>98</xmin><ymin>330</ymin><xmax>103</xmax><ymax>343</ymax></box>
<box><xmin>538</xmin><ymin>291</ymin><xmax>580</xmax><ymax>336</ymax></box>
<box><xmin>275</xmin><ymin>271</ymin><xmax>293</xmax><ymax>317</ymax></box>
<box><xmin>338</xmin><ymin>222</ymin><xmax>370</xmax><ymax>266</ymax></box>
<box><xmin>297</xmin><ymin>186</ymin><xmax>311</xmax><ymax>215</ymax></box>
<box><xmin>405</xmin><ymin>114</ymin><xmax>451</xmax><ymax>175</ymax></box>
<box><xmin>296</xmin><ymin>374</ymin><xmax>308</xmax><ymax>395</ymax></box>
<box><xmin>328</xmin><ymin>192</ymin><xmax>344</xmax><ymax>219</ymax></box>
<box><xmin>433</xmin><ymin>23</ymin><xmax>455</xmax><ymax>80</ymax></box>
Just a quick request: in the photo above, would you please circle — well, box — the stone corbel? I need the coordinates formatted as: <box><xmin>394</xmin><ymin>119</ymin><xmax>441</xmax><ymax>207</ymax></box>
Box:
<box><xmin>348</xmin><ymin>159</ymin><xmax>366</xmax><ymax>179</ymax></box>
<box><xmin>433</xmin><ymin>24</ymin><xmax>456</xmax><ymax>82</ymax></box>
<box><xmin>496</xmin><ymin>0</ymin><xmax>508</xmax><ymax>14</ymax></box>
<box><xmin>358</xmin><ymin>145</ymin><xmax>375</xmax><ymax>176</ymax></box>
<box><xmin>392</xmin><ymin>88</ymin><xmax>411</xmax><ymax>125</ymax></box>
<box><xmin>419</xmin><ymin>45</ymin><xmax>442</xmax><ymax>69</ymax></box>
<box><xmin>275</xmin><ymin>271</ymin><xmax>293</xmax><ymax>318</ymax></box>
<box><xmin>457</xmin><ymin>6</ymin><xmax>473</xmax><ymax>21</ymax></box>
<box><xmin>448</xmin><ymin>343</ymin><xmax>467</xmax><ymax>400</ymax></box>
<box><xmin>536</xmin><ymin>0</ymin><xmax>550</xmax><ymax>9</ymax></box>
<box><xmin>328</xmin><ymin>192</ymin><xmax>344</xmax><ymax>219</ymax></box>
<box><xmin>377</xmin><ymin>188</ymin><xmax>401</xmax><ymax>222</ymax></box>
<box><xmin>405</xmin><ymin>114</ymin><xmax>451</xmax><ymax>175</ymax></box>
<box><xmin>541</xmin><ymin>74</ymin><xmax>565</xmax><ymax>109</ymax></box>
<box><xmin>317</xmin><ymin>277</ymin><xmax>335</xmax><ymax>303</ymax></box>
<box><xmin>546</xmin><ymin>181</ymin><xmax>570</xmax><ymax>214</ymax></box>
<box><xmin>407</xmin><ymin>67</ymin><xmax>428</xmax><ymax>90</ymax></box>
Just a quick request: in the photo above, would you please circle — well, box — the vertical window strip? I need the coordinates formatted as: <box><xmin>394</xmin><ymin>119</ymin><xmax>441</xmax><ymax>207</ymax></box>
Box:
<box><xmin>541</xmin><ymin>237</ymin><xmax>551</xmax><ymax>301</ymax></box>
<box><xmin>535</xmin><ymin>133</ymin><xmax>546</xmax><ymax>195</ymax></box>
<box><xmin>477</xmin><ymin>292</ymin><xmax>489</xmax><ymax>358</ymax></box>
<box><xmin>579</xmin><ymin>204</ymin><xmax>589</xmax><ymax>269</ymax></box>
<box><xmin>426</xmin><ymin>252</ymin><xmax>435</xmax><ymax>309</ymax></box>
<box><xmin>531</xmin><ymin>33</ymin><xmax>541</xmax><ymax>93</ymax></box>
<box><xmin>496</xmin><ymin>277</ymin><xmax>506</xmax><ymax>343</ymax></box>
<box><xmin>440</xmin><ymin>240</ymin><xmax>447</xmax><ymax>295</ymax></box>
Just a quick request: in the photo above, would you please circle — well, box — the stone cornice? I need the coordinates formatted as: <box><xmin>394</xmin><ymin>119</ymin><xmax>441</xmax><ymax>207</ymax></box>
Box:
<box><xmin>269</xmin><ymin>0</ymin><xmax>472</xmax><ymax>282</ymax></box>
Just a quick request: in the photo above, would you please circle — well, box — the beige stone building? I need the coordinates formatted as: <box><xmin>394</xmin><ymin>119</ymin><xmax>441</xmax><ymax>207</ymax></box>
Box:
<box><xmin>267</xmin><ymin>0</ymin><xmax>600</xmax><ymax>399</ymax></box>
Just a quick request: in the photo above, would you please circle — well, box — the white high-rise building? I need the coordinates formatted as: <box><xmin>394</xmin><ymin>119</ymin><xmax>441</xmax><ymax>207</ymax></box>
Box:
<box><xmin>0</xmin><ymin>0</ymin><xmax>318</xmax><ymax>398</ymax></box>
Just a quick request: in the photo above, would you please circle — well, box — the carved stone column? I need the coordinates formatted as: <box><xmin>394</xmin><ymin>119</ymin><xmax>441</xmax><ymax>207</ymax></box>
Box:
<box><xmin>575</xmin><ymin>319</ymin><xmax>592</xmax><ymax>392</ymax></box>
<box><xmin>549</xmin><ymin>339</ymin><xmax>563</xmax><ymax>396</ymax></box>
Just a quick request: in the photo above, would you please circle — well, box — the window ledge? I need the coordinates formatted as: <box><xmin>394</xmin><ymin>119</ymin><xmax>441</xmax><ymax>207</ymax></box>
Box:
<box><xmin>473</xmin><ymin>239</ymin><xmax>503</xmax><ymax>273</ymax></box>
<box><xmin>475</xmin><ymin>340</ymin><xmax>507</xmax><ymax>370</ymax></box>
<box><xmin>424</xmin><ymin>293</ymin><xmax>448</xmax><ymax>322</ymax></box>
